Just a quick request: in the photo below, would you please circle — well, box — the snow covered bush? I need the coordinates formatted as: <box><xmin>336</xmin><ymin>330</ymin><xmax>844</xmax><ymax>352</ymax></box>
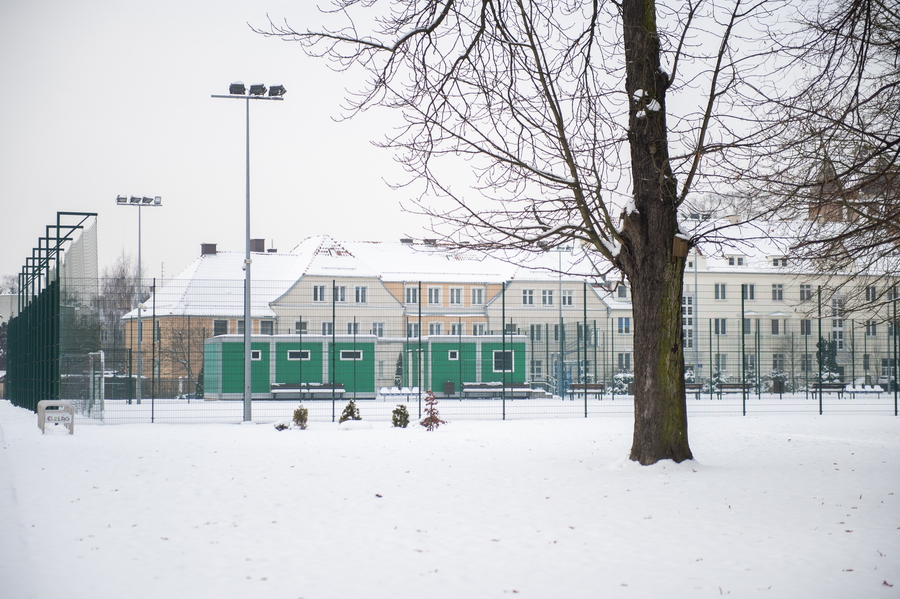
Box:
<box><xmin>420</xmin><ymin>390</ymin><xmax>446</xmax><ymax>431</ymax></box>
<box><xmin>391</xmin><ymin>404</ymin><xmax>410</xmax><ymax>428</ymax></box>
<box><xmin>338</xmin><ymin>399</ymin><xmax>362</xmax><ymax>423</ymax></box>
<box><xmin>292</xmin><ymin>405</ymin><xmax>309</xmax><ymax>430</ymax></box>
<box><xmin>612</xmin><ymin>372</ymin><xmax>634</xmax><ymax>394</ymax></box>
<box><xmin>273</xmin><ymin>420</ymin><xmax>290</xmax><ymax>431</ymax></box>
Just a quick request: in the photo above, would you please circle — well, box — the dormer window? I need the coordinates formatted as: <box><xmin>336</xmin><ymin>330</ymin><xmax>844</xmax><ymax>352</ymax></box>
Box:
<box><xmin>728</xmin><ymin>256</ymin><xmax>744</xmax><ymax>267</ymax></box>
<box><xmin>772</xmin><ymin>257</ymin><xmax>788</xmax><ymax>267</ymax></box>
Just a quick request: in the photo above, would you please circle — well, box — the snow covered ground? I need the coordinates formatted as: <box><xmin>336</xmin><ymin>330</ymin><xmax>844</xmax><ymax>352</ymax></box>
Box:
<box><xmin>1</xmin><ymin>399</ymin><xmax>897</xmax><ymax>598</ymax></box>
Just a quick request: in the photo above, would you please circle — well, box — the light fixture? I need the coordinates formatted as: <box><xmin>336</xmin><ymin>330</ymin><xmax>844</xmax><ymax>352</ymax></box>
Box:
<box><xmin>153</xmin><ymin>196</ymin><xmax>161</xmax><ymax>206</ymax></box>
<box><xmin>269</xmin><ymin>85</ymin><xmax>286</xmax><ymax>97</ymax></box>
<box><xmin>141</xmin><ymin>197</ymin><xmax>153</xmax><ymax>205</ymax></box>
<box><xmin>116</xmin><ymin>195</ymin><xmax>127</xmax><ymax>204</ymax></box>
<box><xmin>130</xmin><ymin>196</ymin><xmax>141</xmax><ymax>204</ymax></box>
<box><xmin>230</xmin><ymin>82</ymin><xmax>246</xmax><ymax>95</ymax></box>
<box><xmin>248</xmin><ymin>84</ymin><xmax>267</xmax><ymax>96</ymax></box>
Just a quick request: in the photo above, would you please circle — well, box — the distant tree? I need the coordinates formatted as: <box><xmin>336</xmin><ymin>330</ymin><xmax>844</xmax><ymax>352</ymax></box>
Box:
<box><xmin>157</xmin><ymin>319</ymin><xmax>206</xmax><ymax>390</ymax></box>
<box><xmin>0</xmin><ymin>274</ymin><xmax>17</xmax><ymax>295</ymax></box>
<box><xmin>95</xmin><ymin>253</ymin><xmax>145</xmax><ymax>355</ymax></box>
<box><xmin>420</xmin><ymin>390</ymin><xmax>446</xmax><ymax>431</ymax></box>
<box><xmin>0</xmin><ymin>320</ymin><xmax>8</xmax><ymax>370</ymax></box>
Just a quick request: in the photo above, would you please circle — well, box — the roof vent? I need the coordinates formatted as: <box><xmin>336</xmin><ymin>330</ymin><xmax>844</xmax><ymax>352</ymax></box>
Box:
<box><xmin>424</xmin><ymin>239</ymin><xmax>437</xmax><ymax>245</ymax></box>
<box><xmin>250</xmin><ymin>238</ymin><xmax>265</xmax><ymax>253</ymax></box>
<box><xmin>400</xmin><ymin>238</ymin><xmax>414</xmax><ymax>244</ymax></box>
<box><xmin>201</xmin><ymin>243</ymin><xmax>217</xmax><ymax>256</ymax></box>
<box><xmin>266</xmin><ymin>248</ymin><xmax>278</xmax><ymax>253</ymax></box>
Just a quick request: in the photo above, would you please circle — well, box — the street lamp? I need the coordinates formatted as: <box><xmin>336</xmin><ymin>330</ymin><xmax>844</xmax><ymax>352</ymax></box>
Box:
<box><xmin>116</xmin><ymin>194</ymin><xmax>162</xmax><ymax>405</ymax></box>
<box><xmin>212</xmin><ymin>82</ymin><xmax>285</xmax><ymax>422</ymax></box>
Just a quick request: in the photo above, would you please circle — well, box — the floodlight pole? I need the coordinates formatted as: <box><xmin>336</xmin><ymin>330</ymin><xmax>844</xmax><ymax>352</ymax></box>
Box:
<box><xmin>116</xmin><ymin>196</ymin><xmax>161</xmax><ymax>405</ymax></box>
<box><xmin>212</xmin><ymin>84</ymin><xmax>285</xmax><ymax>422</ymax></box>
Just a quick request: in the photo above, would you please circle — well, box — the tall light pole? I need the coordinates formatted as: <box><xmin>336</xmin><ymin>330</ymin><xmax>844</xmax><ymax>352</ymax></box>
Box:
<box><xmin>116</xmin><ymin>195</ymin><xmax>162</xmax><ymax>405</ymax></box>
<box><xmin>212</xmin><ymin>82</ymin><xmax>286</xmax><ymax>422</ymax></box>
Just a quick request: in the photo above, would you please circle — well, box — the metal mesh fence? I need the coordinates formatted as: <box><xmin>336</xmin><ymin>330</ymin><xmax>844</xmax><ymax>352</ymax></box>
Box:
<box><xmin>11</xmin><ymin>272</ymin><xmax>900</xmax><ymax>424</ymax></box>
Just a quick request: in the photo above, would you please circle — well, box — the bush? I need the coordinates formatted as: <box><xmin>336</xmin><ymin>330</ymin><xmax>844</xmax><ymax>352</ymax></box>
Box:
<box><xmin>338</xmin><ymin>399</ymin><xmax>362</xmax><ymax>423</ymax></box>
<box><xmin>292</xmin><ymin>405</ymin><xmax>309</xmax><ymax>430</ymax></box>
<box><xmin>273</xmin><ymin>421</ymin><xmax>290</xmax><ymax>431</ymax></box>
<box><xmin>391</xmin><ymin>404</ymin><xmax>410</xmax><ymax>428</ymax></box>
<box><xmin>420</xmin><ymin>390</ymin><xmax>447</xmax><ymax>431</ymax></box>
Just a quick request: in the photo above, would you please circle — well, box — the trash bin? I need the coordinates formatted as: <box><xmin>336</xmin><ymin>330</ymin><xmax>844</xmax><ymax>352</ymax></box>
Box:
<box><xmin>443</xmin><ymin>381</ymin><xmax>455</xmax><ymax>397</ymax></box>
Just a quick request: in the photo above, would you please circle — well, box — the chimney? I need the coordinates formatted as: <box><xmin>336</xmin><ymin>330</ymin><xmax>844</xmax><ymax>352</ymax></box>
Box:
<box><xmin>400</xmin><ymin>238</ymin><xmax>414</xmax><ymax>244</ymax></box>
<box><xmin>201</xmin><ymin>243</ymin><xmax>217</xmax><ymax>256</ymax></box>
<box><xmin>266</xmin><ymin>248</ymin><xmax>278</xmax><ymax>253</ymax></box>
<box><xmin>250</xmin><ymin>238</ymin><xmax>265</xmax><ymax>253</ymax></box>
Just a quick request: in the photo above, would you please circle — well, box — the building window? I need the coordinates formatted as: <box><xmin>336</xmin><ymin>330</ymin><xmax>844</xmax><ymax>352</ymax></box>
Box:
<box><xmin>714</xmin><ymin>283</ymin><xmax>726</xmax><ymax>300</ymax></box>
<box><xmin>889</xmin><ymin>286</ymin><xmax>899</xmax><ymax>301</ymax></box>
<box><xmin>617</xmin><ymin>285</ymin><xmax>628</xmax><ymax>299</ymax></box>
<box><xmin>355</xmin><ymin>286</ymin><xmax>367</xmax><ymax>303</ymax></box>
<box><xmin>340</xmin><ymin>350</ymin><xmax>363</xmax><ymax>361</ymax></box>
<box><xmin>832</xmin><ymin>329</ymin><xmax>844</xmax><ymax>349</ymax></box>
<box><xmin>448</xmin><ymin>350</ymin><xmax>459</xmax><ymax>361</ymax></box>
<box><xmin>800</xmin><ymin>319</ymin><xmax>811</xmax><ymax>336</ymax></box>
<box><xmin>617</xmin><ymin>353</ymin><xmax>631</xmax><ymax>371</ymax></box>
<box><xmin>531</xmin><ymin>360</ymin><xmax>543</xmax><ymax>376</ymax></box>
<box><xmin>866</xmin><ymin>285</ymin><xmax>877</xmax><ymax>302</ymax></box>
<box><xmin>504</xmin><ymin>322</ymin><xmax>517</xmax><ymax>335</ymax></box>
<box><xmin>683</xmin><ymin>328</ymin><xmax>693</xmax><ymax>349</ymax></box>
<box><xmin>743</xmin><ymin>318</ymin><xmax>752</xmax><ymax>335</ymax></box>
<box><xmin>772</xmin><ymin>284</ymin><xmax>783</xmax><ymax>301</ymax></box>
<box><xmin>471</xmin><ymin>288</ymin><xmax>484</xmax><ymax>305</ymax></box>
<box><xmin>617</xmin><ymin>317</ymin><xmax>631</xmax><ymax>334</ymax></box>
<box><xmin>333</xmin><ymin>286</ymin><xmax>346</xmax><ymax>303</ymax></box>
<box><xmin>743</xmin><ymin>354</ymin><xmax>756</xmax><ymax>372</ymax></box>
<box><xmin>428</xmin><ymin>287</ymin><xmax>441</xmax><ymax>305</ymax></box>
<box><xmin>371</xmin><ymin>323</ymin><xmax>384</xmax><ymax>337</ymax></box>
<box><xmin>530</xmin><ymin>324</ymin><xmax>542</xmax><ymax>341</ymax></box>
<box><xmin>863</xmin><ymin>354</ymin><xmax>871</xmax><ymax>370</ymax></box>
<box><xmin>450</xmin><ymin>322</ymin><xmax>464</xmax><ymax>336</ymax></box>
<box><xmin>741</xmin><ymin>284</ymin><xmax>755</xmax><ymax>300</ymax></box>
<box><xmin>882</xmin><ymin>358</ymin><xmax>896</xmax><ymax>378</ymax></box>
<box><xmin>237</xmin><ymin>320</ymin><xmax>245</xmax><ymax>335</ymax></box>
<box><xmin>347</xmin><ymin>322</ymin><xmax>360</xmax><ymax>335</ymax></box>
<box><xmin>406</xmin><ymin>322</ymin><xmax>420</xmax><ymax>338</ymax></box>
<box><xmin>429</xmin><ymin>322</ymin><xmax>443</xmax><ymax>335</ymax></box>
<box><xmin>472</xmin><ymin>323</ymin><xmax>486</xmax><ymax>336</ymax></box>
<box><xmin>554</xmin><ymin>324</ymin><xmax>562</xmax><ymax>342</ymax></box>
<box><xmin>771</xmin><ymin>319</ymin><xmax>781</xmax><ymax>335</ymax></box>
<box><xmin>405</xmin><ymin>286</ymin><xmax>419</xmax><ymax>305</ymax></box>
<box><xmin>295</xmin><ymin>321</ymin><xmax>307</xmax><ymax>335</ymax></box>
<box><xmin>715</xmin><ymin>353</ymin><xmax>727</xmax><ymax>372</ymax></box>
<box><xmin>313</xmin><ymin>285</ymin><xmax>326</xmax><ymax>302</ymax></box>
<box><xmin>542</xmin><ymin>289</ymin><xmax>554</xmax><ymax>306</ymax></box>
<box><xmin>801</xmin><ymin>354</ymin><xmax>813</xmax><ymax>373</ymax></box>
<box><xmin>682</xmin><ymin>296</ymin><xmax>693</xmax><ymax>326</ymax></box>
<box><xmin>714</xmin><ymin>319</ymin><xmax>727</xmax><ymax>335</ymax></box>
<box><xmin>522</xmin><ymin>289</ymin><xmax>534</xmax><ymax>305</ymax></box>
<box><xmin>831</xmin><ymin>298</ymin><xmax>845</xmax><ymax>318</ymax></box>
<box><xmin>250</xmin><ymin>350</ymin><xmax>261</xmax><ymax>361</ymax></box>
<box><xmin>773</xmin><ymin>354</ymin><xmax>785</xmax><ymax>371</ymax></box>
<box><xmin>321</xmin><ymin>322</ymin><xmax>333</xmax><ymax>336</ymax></box>
<box><xmin>213</xmin><ymin>320</ymin><xmax>228</xmax><ymax>336</ymax></box>
<box><xmin>728</xmin><ymin>256</ymin><xmax>744</xmax><ymax>266</ymax></box>
<box><xmin>287</xmin><ymin>350</ymin><xmax>310</xmax><ymax>361</ymax></box>
<box><xmin>800</xmin><ymin>284</ymin><xmax>813</xmax><ymax>301</ymax></box>
<box><xmin>772</xmin><ymin>257</ymin><xmax>788</xmax><ymax>267</ymax></box>
<box><xmin>493</xmin><ymin>350</ymin><xmax>514</xmax><ymax>373</ymax></box>
<box><xmin>562</xmin><ymin>290</ymin><xmax>574</xmax><ymax>306</ymax></box>
<box><xmin>260</xmin><ymin>320</ymin><xmax>274</xmax><ymax>335</ymax></box>
<box><xmin>866</xmin><ymin>320</ymin><xmax>877</xmax><ymax>336</ymax></box>
<box><xmin>449</xmin><ymin>288</ymin><xmax>462</xmax><ymax>305</ymax></box>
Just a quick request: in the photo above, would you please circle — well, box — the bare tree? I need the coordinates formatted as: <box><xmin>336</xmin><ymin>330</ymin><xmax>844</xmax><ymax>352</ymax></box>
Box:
<box><xmin>157</xmin><ymin>317</ymin><xmax>206</xmax><ymax>389</ymax></box>
<box><xmin>96</xmin><ymin>253</ymin><xmax>143</xmax><ymax>356</ymax></box>
<box><xmin>256</xmin><ymin>1</ymin><xmax>798</xmax><ymax>464</ymax></box>
<box><xmin>0</xmin><ymin>274</ymin><xmax>18</xmax><ymax>295</ymax></box>
<box><xmin>756</xmin><ymin>1</ymin><xmax>900</xmax><ymax>306</ymax></box>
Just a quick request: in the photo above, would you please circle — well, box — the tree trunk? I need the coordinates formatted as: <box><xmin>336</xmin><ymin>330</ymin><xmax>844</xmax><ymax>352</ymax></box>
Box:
<box><xmin>618</xmin><ymin>0</ymin><xmax>693</xmax><ymax>464</ymax></box>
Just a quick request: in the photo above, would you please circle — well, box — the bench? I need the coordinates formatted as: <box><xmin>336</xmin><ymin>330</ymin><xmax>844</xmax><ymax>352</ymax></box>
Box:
<box><xmin>845</xmin><ymin>385</ymin><xmax>883</xmax><ymax>398</ymax></box>
<box><xmin>685</xmin><ymin>383</ymin><xmax>704</xmax><ymax>399</ymax></box>
<box><xmin>566</xmin><ymin>383</ymin><xmax>606</xmax><ymax>399</ymax></box>
<box><xmin>270</xmin><ymin>383</ymin><xmax>345</xmax><ymax>400</ymax></box>
<box><xmin>716</xmin><ymin>382</ymin><xmax>751</xmax><ymax>398</ymax></box>
<box><xmin>377</xmin><ymin>387</ymin><xmax>420</xmax><ymax>401</ymax></box>
<box><xmin>811</xmin><ymin>383</ymin><xmax>845</xmax><ymax>398</ymax></box>
<box><xmin>462</xmin><ymin>383</ymin><xmax>543</xmax><ymax>399</ymax></box>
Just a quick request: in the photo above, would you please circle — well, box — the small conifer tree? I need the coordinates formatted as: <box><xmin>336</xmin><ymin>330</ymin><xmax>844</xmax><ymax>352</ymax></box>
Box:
<box><xmin>338</xmin><ymin>398</ymin><xmax>362</xmax><ymax>423</ymax></box>
<box><xmin>391</xmin><ymin>404</ymin><xmax>410</xmax><ymax>428</ymax></box>
<box><xmin>292</xmin><ymin>405</ymin><xmax>309</xmax><ymax>430</ymax></box>
<box><xmin>420</xmin><ymin>390</ymin><xmax>447</xmax><ymax>431</ymax></box>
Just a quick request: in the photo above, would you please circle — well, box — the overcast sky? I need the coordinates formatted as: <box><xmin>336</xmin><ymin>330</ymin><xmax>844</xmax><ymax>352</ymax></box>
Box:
<box><xmin>0</xmin><ymin>0</ymin><xmax>430</xmax><ymax>283</ymax></box>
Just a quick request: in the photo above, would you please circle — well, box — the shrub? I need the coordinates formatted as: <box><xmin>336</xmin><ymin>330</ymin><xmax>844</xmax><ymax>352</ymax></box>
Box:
<box><xmin>420</xmin><ymin>390</ymin><xmax>447</xmax><ymax>431</ymax></box>
<box><xmin>292</xmin><ymin>405</ymin><xmax>309</xmax><ymax>430</ymax></box>
<box><xmin>338</xmin><ymin>399</ymin><xmax>362</xmax><ymax>423</ymax></box>
<box><xmin>391</xmin><ymin>404</ymin><xmax>410</xmax><ymax>428</ymax></box>
<box><xmin>273</xmin><ymin>421</ymin><xmax>290</xmax><ymax>431</ymax></box>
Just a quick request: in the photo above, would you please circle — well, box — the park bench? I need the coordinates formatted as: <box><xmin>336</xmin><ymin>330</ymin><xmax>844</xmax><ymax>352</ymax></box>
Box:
<box><xmin>811</xmin><ymin>382</ymin><xmax>845</xmax><ymax>398</ymax></box>
<box><xmin>270</xmin><ymin>382</ymin><xmax>346</xmax><ymax>400</ymax></box>
<box><xmin>377</xmin><ymin>387</ymin><xmax>420</xmax><ymax>401</ymax></box>
<box><xmin>685</xmin><ymin>383</ymin><xmax>704</xmax><ymax>399</ymax></box>
<box><xmin>845</xmin><ymin>385</ymin><xmax>883</xmax><ymax>399</ymax></box>
<box><xmin>462</xmin><ymin>382</ymin><xmax>543</xmax><ymax>399</ymax></box>
<box><xmin>566</xmin><ymin>383</ymin><xmax>607</xmax><ymax>400</ymax></box>
<box><xmin>716</xmin><ymin>382</ymin><xmax>751</xmax><ymax>398</ymax></box>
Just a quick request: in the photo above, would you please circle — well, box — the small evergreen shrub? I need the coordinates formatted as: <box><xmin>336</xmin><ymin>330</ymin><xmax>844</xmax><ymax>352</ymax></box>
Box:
<box><xmin>338</xmin><ymin>399</ymin><xmax>362</xmax><ymax>423</ymax></box>
<box><xmin>391</xmin><ymin>404</ymin><xmax>410</xmax><ymax>428</ymax></box>
<box><xmin>420</xmin><ymin>390</ymin><xmax>447</xmax><ymax>431</ymax></box>
<box><xmin>273</xmin><ymin>421</ymin><xmax>290</xmax><ymax>431</ymax></box>
<box><xmin>292</xmin><ymin>405</ymin><xmax>309</xmax><ymax>430</ymax></box>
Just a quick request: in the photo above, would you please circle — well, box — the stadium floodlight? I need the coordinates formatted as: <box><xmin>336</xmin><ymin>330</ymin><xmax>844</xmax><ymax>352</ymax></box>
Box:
<box><xmin>129</xmin><ymin>196</ymin><xmax>141</xmax><ymax>204</ymax></box>
<box><xmin>116</xmin><ymin>195</ymin><xmax>127</xmax><ymax>204</ymax></box>
<box><xmin>141</xmin><ymin>197</ymin><xmax>153</xmax><ymax>205</ymax></box>
<box><xmin>248</xmin><ymin>84</ymin><xmax>267</xmax><ymax>96</ymax></box>
<box><xmin>269</xmin><ymin>85</ymin><xmax>286</xmax><ymax>97</ymax></box>
<box><xmin>230</xmin><ymin>82</ymin><xmax>246</xmax><ymax>95</ymax></box>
